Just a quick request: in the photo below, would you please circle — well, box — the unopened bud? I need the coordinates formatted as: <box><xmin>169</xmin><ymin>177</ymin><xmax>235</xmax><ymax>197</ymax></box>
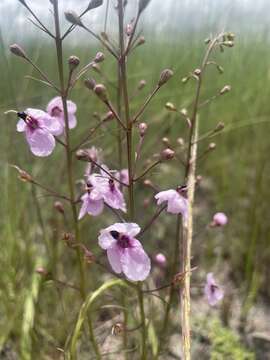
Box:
<box><xmin>84</xmin><ymin>78</ymin><xmax>96</xmax><ymax>90</ymax></box>
<box><xmin>126</xmin><ymin>23</ymin><xmax>133</xmax><ymax>36</ymax></box>
<box><xmin>102</xmin><ymin>111</ymin><xmax>114</xmax><ymax>122</ymax></box>
<box><xmin>138</xmin><ymin>122</ymin><xmax>148</xmax><ymax>136</ymax></box>
<box><xmin>196</xmin><ymin>175</ymin><xmax>203</xmax><ymax>184</ymax></box>
<box><xmin>208</xmin><ymin>142</ymin><xmax>216</xmax><ymax>150</ymax></box>
<box><xmin>68</xmin><ymin>55</ymin><xmax>80</xmax><ymax>71</ymax></box>
<box><xmin>162</xmin><ymin>137</ymin><xmax>170</xmax><ymax>146</ymax></box>
<box><xmin>76</xmin><ymin>149</ymin><xmax>91</xmax><ymax>161</ymax></box>
<box><xmin>36</xmin><ymin>267</ymin><xmax>49</xmax><ymax>276</ymax></box>
<box><xmin>10</xmin><ymin>44</ymin><xmax>27</xmax><ymax>59</ymax></box>
<box><xmin>165</xmin><ymin>102</ymin><xmax>176</xmax><ymax>111</ymax></box>
<box><xmin>160</xmin><ymin>148</ymin><xmax>175</xmax><ymax>161</ymax></box>
<box><xmin>158</xmin><ymin>69</ymin><xmax>174</xmax><ymax>87</ymax></box>
<box><xmin>211</xmin><ymin>212</ymin><xmax>228</xmax><ymax>227</ymax></box>
<box><xmin>220</xmin><ymin>85</ymin><xmax>231</xmax><ymax>95</ymax></box>
<box><xmin>138</xmin><ymin>0</ymin><xmax>151</xmax><ymax>14</ymax></box>
<box><xmin>177</xmin><ymin>137</ymin><xmax>184</xmax><ymax>146</ymax></box>
<box><xmin>12</xmin><ymin>165</ymin><xmax>32</xmax><ymax>182</ymax></box>
<box><xmin>193</xmin><ymin>68</ymin><xmax>201</xmax><ymax>76</ymax></box>
<box><xmin>143</xmin><ymin>179</ymin><xmax>153</xmax><ymax>187</ymax></box>
<box><xmin>214</xmin><ymin>122</ymin><xmax>225</xmax><ymax>132</ymax></box>
<box><xmin>180</xmin><ymin>108</ymin><xmax>188</xmax><ymax>117</ymax></box>
<box><xmin>137</xmin><ymin>36</ymin><xmax>146</xmax><ymax>47</ymax></box>
<box><xmin>154</xmin><ymin>253</ymin><xmax>167</xmax><ymax>267</ymax></box>
<box><xmin>181</xmin><ymin>76</ymin><xmax>189</xmax><ymax>84</ymax></box>
<box><xmin>94</xmin><ymin>52</ymin><xmax>105</xmax><ymax>63</ymax></box>
<box><xmin>54</xmin><ymin>201</ymin><xmax>65</xmax><ymax>214</ymax></box>
<box><xmin>94</xmin><ymin>84</ymin><xmax>108</xmax><ymax>102</ymax></box>
<box><xmin>227</xmin><ymin>32</ymin><xmax>235</xmax><ymax>41</ymax></box>
<box><xmin>91</xmin><ymin>63</ymin><xmax>101</xmax><ymax>73</ymax></box>
<box><xmin>65</xmin><ymin>11</ymin><xmax>83</xmax><ymax>26</ymax></box>
<box><xmin>138</xmin><ymin>79</ymin><xmax>146</xmax><ymax>90</ymax></box>
<box><xmin>62</xmin><ymin>232</ymin><xmax>75</xmax><ymax>247</ymax></box>
<box><xmin>112</xmin><ymin>322</ymin><xmax>125</xmax><ymax>336</ymax></box>
<box><xmin>87</xmin><ymin>0</ymin><xmax>103</xmax><ymax>11</ymax></box>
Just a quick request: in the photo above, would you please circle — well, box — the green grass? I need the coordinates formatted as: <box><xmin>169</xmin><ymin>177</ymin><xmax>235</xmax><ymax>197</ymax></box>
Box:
<box><xmin>0</xmin><ymin>12</ymin><xmax>270</xmax><ymax>359</ymax></box>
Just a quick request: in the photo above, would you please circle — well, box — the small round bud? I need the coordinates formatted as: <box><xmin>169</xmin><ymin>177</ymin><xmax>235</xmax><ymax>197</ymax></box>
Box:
<box><xmin>143</xmin><ymin>179</ymin><xmax>153</xmax><ymax>187</ymax></box>
<box><xmin>76</xmin><ymin>149</ymin><xmax>91</xmax><ymax>162</ymax></box>
<box><xmin>68</xmin><ymin>55</ymin><xmax>80</xmax><ymax>71</ymax></box>
<box><xmin>211</xmin><ymin>212</ymin><xmax>228</xmax><ymax>227</ymax></box>
<box><xmin>154</xmin><ymin>253</ymin><xmax>167</xmax><ymax>267</ymax></box>
<box><xmin>160</xmin><ymin>148</ymin><xmax>175</xmax><ymax>161</ymax></box>
<box><xmin>94</xmin><ymin>84</ymin><xmax>108</xmax><ymax>102</ymax></box>
<box><xmin>220</xmin><ymin>85</ymin><xmax>231</xmax><ymax>95</ymax></box>
<box><xmin>137</xmin><ymin>36</ymin><xmax>146</xmax><ymax>46</ymax></box>
<box><xmin>12</xmin><ymin>165</ymin><xmax>33</xmax><ymax>182</ymax></box>
<box><xmin>165</xmin><ymin>102</ymin><xmax>177</xmax><ymax>111</ymax></box>
<box><xmin>214</xmin><ymin>122</ymin><xmax>225</xmax><ymax>132</ymax></box>
<box><xmin>208</xmin><ymin>142</ymin><xmax>216</xmax><ymax>150</ymax></box>
<box><xmin>10</xmin><ymin>44</ymin><xmax>27</xmax><ymax>59</ymax></box>
<box><xmin>193</xmin><ymin>68</ymin><xmax>201</xmax><ymax>76</ymax></box>
<box><xmin>162</xmin><ymin>137</ymin><xmax>170</xmax><ymax>146</ymax></box>
<box><xmin>91</xmin><ymin>63</ymin><xmax>101</xmax><ymax>73</ymax></box>
<box><xmin>54</xmin><ymin>201</ymin><xmax>65</xmax><ymax>214</ymax></box>
<box><xmin>94</xmin><ymin>52</ymin><xmax>105</xmax><ymax>63</ymax></box>
<box><xmin>138</xmin><ymin>122</ymin><xmax>148</xmax><ymax>137</ymax></box>
<box><xmin>177</xmin><ymin>137</ymin><xmax>184</xmax><ymax>147</ymax></box>
<box><xmin>227</xmin><ymin>32</ymin><xmax>235</xmax><ymax>41</ymax></box>
<box><xmin>138</xmin><ymin>79</ymin><xmax>146</xmax><ymax>90</ymax></box>
<box><xmin>196</xmin><ymin>175</ymin><xmax>203</xmax><ymax>184</ymax></box>
<box><xmin>126</xmin><ymin>23</ymin><xmax>133</xmax><ymax>36</ymax></box>
<box><xmin>181</xmin><ymin>76</ymin><xmax>189</xmax><ymax>84</ymax></box>
<box><xmin>158</xmin><ymin>69</ymin><xmax>174</xmax><ymax>87</ymax></box>
<box><xmin>84</xmin><ymin>78</ymin><xmax>96</xmax><ymax>90</ymax></box>
<box><xmin>65</xmin><ymin>11</ymin><xmax>83</xmax><ymax>26</ymax></box>
<box><xmin>36</xmin><ymin>267</ymin><xmax>49</xmax><ymax>276</ymax></box>
<box><xmin>180</xmin><ymin>108</ymin><xmax>188</xmax><ymax>117</ymax></box>
<box><xmin>102</xmin><ymin>111</ymin><xmax>114</xmax><ymax>122</ymax></box>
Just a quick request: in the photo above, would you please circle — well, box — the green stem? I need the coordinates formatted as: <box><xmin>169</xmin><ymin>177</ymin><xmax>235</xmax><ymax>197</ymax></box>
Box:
<box><xmin>52</xmin><ymin>2</ymin><xmax>101</xmax><ymax>359</ymax></box>
<box><xmin>137</xmin><ymin>284</ymin><xmax>147</xmax><ymax>360</ymax></box>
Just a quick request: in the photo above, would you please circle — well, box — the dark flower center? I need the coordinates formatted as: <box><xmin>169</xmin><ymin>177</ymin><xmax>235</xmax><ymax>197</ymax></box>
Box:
<box><xmin>109</xmin><ymin>178</ymin><xmax>115</xmax><ymax>192</ymax></box>
<box><xmin>110</xmin><ymin>231</ymin><xmax>130</xmax><ymax>248</ymax></box>
<box><xmin>51</xmin><ymin>106</ymin><xmax>62</xmax><ymax>117</ymax></box>
<box><xmin>210</xmin><ymin>284</ymin><xmax>218</xmax><ymax>294</ymax></box>
<box><xmin>18</xmin><ymin>112</ymin><xmax>39</xmax><ymax>130</ymax></box>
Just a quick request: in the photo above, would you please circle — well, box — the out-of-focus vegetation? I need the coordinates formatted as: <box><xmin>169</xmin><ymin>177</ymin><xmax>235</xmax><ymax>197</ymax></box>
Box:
<box><xmin>0</xmin><ymin>1</ymin><xmax>269</xmax><ymax>358</ymax></box>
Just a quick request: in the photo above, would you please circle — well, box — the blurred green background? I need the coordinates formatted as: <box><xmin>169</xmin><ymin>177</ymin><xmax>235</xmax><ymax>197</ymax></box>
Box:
<box><xmin>0</xmin><ymin>0</ymin><xmax>269</xmax><ymax>358</ymax></box>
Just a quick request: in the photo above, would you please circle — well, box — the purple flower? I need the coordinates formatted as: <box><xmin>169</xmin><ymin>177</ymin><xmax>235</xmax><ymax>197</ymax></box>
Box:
<box><xmin>155</xmin><ymin>189</ymin><xmax>188</xmax><ymax>219</ymax></box>
<box><xmin>17</xmin><ymin>108</ymin><xmax>61</xmax><ymax>157</ymax></box>
<box><xmin>47</xmin><ymin>96</ymin><xmax>77</xmax><ymax>135</ymax></box>
<box><xmin>98</xmin><ymin>223</ymin><xmax>151</xmax><ymax>281</ymax></box>
<box><xmin>78</xmin><ymin>174</ymin><xmax>107</xmax><ymax>219</ymax></box>
<box><xmin>204</xmin><ymin>273</ymin><xmax>224</xmax><ymax>306</ymax></box>
<box><xmin>212</xmin><ymin>212</ymin><xmax>228</xmax><ymax>227</ymax></box>
<box><xmin>100</xmin><ymin>166</ymin><xmax>126</xmax><ymax>212</ymax></box>
<box><xmin>154</xmin><ymin>253</ymin><xmax>167</xmax><ymax>267</ymax></box>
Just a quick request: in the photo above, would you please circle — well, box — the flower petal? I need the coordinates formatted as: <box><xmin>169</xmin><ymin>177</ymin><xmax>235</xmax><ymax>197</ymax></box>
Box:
<box><xmin>78</xmin><ymin>194</ymin><xmax>89</xmax><ymax>220</ymax></box>
<box><xmin>46</xmin><ymin>97</ymin><xmax>62</xmax><ymax>115</ymax></box>
<box><xmin>155</xmin><ymin>189</ymin><xmax>178</xmax><ymax>205</ymax></box>
<box><xmin>17</xmin><ymin>119</ymin><xmax>26</xmax><ymax>132</ymax></box>
<box><xmin>68</xmin><ymin>114</ymin><xmax>77</xmax><ymax>129</ymax></box>
<box><xmin>26</xmin><ymin>128</ymin><xmax>55</xmax><ymax>157</ymax></box>
<box><xmin>67</xmin><ymin>99</ymin><xmax>77</xmax><ymax>114</ymax></box>
<box><xmin>42</xmin><ymin>114</ymin><xmax>64</xmax><ymax>136</ymax></box>
<box><xmin>107</xmin><ymin>247</ymin><xmax>122</xmax><ymax>274</ymax></box>
<box><xmin>121</xmin><ymin>243</ymin><xmax>151</xmax><ymax>281</ymax></box>
<box><xmin>98</xmin><ymin>230</ymin><xmax>117</xmax><ymax>250</ymax></box>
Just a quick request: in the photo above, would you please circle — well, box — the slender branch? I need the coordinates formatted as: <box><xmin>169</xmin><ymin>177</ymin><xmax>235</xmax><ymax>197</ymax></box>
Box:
<box><xmin>22</xmin><ymin>2</ymin><xmax>55</xmax><ymax>38</ymax></box>
<box><xmin>71</xmin><ymin>121</ymin><xmax>104</xmax><ymax>152</ymax></box>
<box><xmin>104</xmin><ymin>100</ymin><xmax>126</xmax><ymax>130</ymax></box>
<box><xmin>88</xmin><ymin>159</ymin><xmax>128</xmax><ymax>187</ymax></box>
<box><xmin>139</xmin><ymin>205</ymin><xmax>166</xmax><ymax>237</ymax></box>
<box><xmin>132</xmin><ymin>86</ymin><xmax>160</xmax><ymax>124</ymax></box>
<box><xmin>134</xmin><ymin>160</ymin><xmax>161</xmax><ymax>182</ymax></box>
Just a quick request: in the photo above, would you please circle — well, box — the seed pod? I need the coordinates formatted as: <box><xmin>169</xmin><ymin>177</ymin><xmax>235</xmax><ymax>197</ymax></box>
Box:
<box><xmin>94</xmin><ymin>84</ymin><xmax>108</xmax><ymax>102</ymax></box>
<box><xmin>160</xmin><ymin>148</ymin><xmax>175</xmax><ymax>161</ymax></box>
<box><xmin>65</xmin><ymin>11</ymin><xmax>83</xmax><ymax>26</ymax></box>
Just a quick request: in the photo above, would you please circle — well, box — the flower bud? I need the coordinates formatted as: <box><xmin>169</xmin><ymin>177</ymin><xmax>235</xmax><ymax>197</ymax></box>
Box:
<box><xmin>158</xmin><ymin>69</ymin><xmax>174</xmax><ymax>87</ymax></box>
<box><xmin>94</xmin><ymin>84</ymin><xmax>108</xmax><ymax>102</ymax></box>
<box><xmin>138</xmin><ymin>0</ymin><xmax>151</xmax><ymax>14</ymax></box>
<box><xmin>94</xmin><ymin>52</ymin><xmax>105</xmax><ymax>63</ymax></box>
<box><xmin>76</xmin><ymin>149</ymin><xmax>91</xmax><ymax>161</ymax></box>
<box><xmin>10</xmin><ymin>44</ymin><xmax>27</xmax><ymax>59</ymax></box>
<box><xmin>160</xmin><ymin>148</ymin><xmax>175</xmax><ymax>161</ymax></box>
<box><xmin>65</xmin><ymin>11</ymin><xmax>83</xmax><ymax>26</ymax></box>
<box><xmin>211</xmin><ymin>212</ymin><xmax>228</xmax><ymax>227</ymax></box>
<box><xmin>62</xmin><ymin>232</ymin><xmax>75</xmax><ymax>247</ymax></box>
<box><xmin>177</xmin><ymin>137</ymin><xmax>184</xmax><ymax>146</ymax></box>
<box><xmin>181</xmin><ymin>76</ymin><xmax>189</xmax><ymax>84</ymax></box>
<box><xmin>126</xmin><ymin>23</ymin><xmax>133</xmax><ymax>36</ymax></box>
<box><xmin>138</xmin><ymin>122</ymin><xmax>147</xmax><ymax>136</ymax></box>
<box><xmin>102</xmin><ymin>111</ymin><xmax>114</xmax><ymax>122</ymax></box>
<box><xmin>143</xmin><ymin>179</ymin><xmax>153</xmax><ymax>187</ymax></box>
<box><xmin>91</xmin><ymin>63</ymin><xmax>101</xmax><ymax>73</ymax></box>
<box><xmin>193</xmin><ymin>68</ymin><xmax>201</xmax><ymax>76</ymax></box>
<box><xmin>84</xmin><ymin>78</ymin><xmax>96</xmax><ymax>90</ymax></box>
<box><xmin>214</xmin><ymin>121</ymin><xmax>225</xmax><ymax>132</ymax></box>
<box><xmin>196</xmin><ymin>175</ymin><xmax>203</xmax><ymax>184</ymax></box>
<box><xmin>165</xmin><ymin>102</ymin><xmax>176</xmax><ymax>111</ymax></box>
<box><xmin>68</xmin><ymin>55</ymin><xmax>80</xmax><ymax>71</ymax></box>
<box><xmin>12</xmin><ymin>165</ymin><xmax>32</xmax><ymax>182</ymax></box>
<box><xmin>227</xmin><ymin>32</ymin><xmax>235</xmax><ymax>41</ymax></box>
<box><xmin>180</xmin><ymin>108</ymin><xmax>188</xmax><ymax>117</ymax></box>
<box><xmin>87</xmin><ymin>0</ymin><xmax>103</xmax><ymax>11</ymax></box>
<box><xmin>54</xmin><ymin>201</ymin><xmax>65</xmax><ymax>214</ymax></box>
<box><xmin>154</xmin><ymin>253</ymin><xmax>167</xmax><ymax>267</ymax></box>
<box><xmin>36</xmin><ymin>267</ymin><xmax>49</xmax><ymax>276</ymax></box>
<box><xmin>162</xmin><ymin>137</ymin><xmax>170</xmax><ymax>146</ymax></box>
<box><xmin>138</xmin><ymin>79</ymin><xmax>146</xmax><ymax>90</ymax></box>
<box><xmin>220</xmin><ymin>85</ymin><xmax>231</xmax><ymax>95</ymax></box>
<box><xmin>208</xmin><ymin>142</ymin><xmax>216</xmax><ymax>150</ymax></box>
<box><xmin>137</xmin><ymin>36</ymin><xmax>146</xmax><ymax>47</ymax></box>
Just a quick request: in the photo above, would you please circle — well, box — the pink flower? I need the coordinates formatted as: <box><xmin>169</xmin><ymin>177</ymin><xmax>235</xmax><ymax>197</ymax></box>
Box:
<box><xmin>47</xmin><ymin>96</ymin><xmax>77</xmax><ymax>135</ymax></box>
<box><xmin>100</xmin><ymin>166</ymin><xmax>126</xmax><ymax>212</ymax></box>
<box><xmin>204</xmin><ymin>273</ymin><xmax>224</xmax><ymax>306</ymax></box>
<box><xmin>155</xmin><ymin>189</ymin><xmax>188</xmax><ymax>219</ymax></box>
<box><xmin>154</xmin><ymin>253</ymin><xmax>167</xmax><ymax>267</ymax></box>
<box><xmin>78</xmin><ymin>174</ymin><xmax>107</xmax><ymax>219</ymax></box>
<box><xmin>17</xmin><ymin>109</ymin><xmax>61</xmax><ymax>157</ymax></box>
<box><xmin>98</xmin><ymin>223</ymin><xmax>151</xmax><ymax>281</ymax></box>
<box><xmin>212</xmin><ymin>212</ymin><xmax>228</xmax><ymax>227</ymax></box>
